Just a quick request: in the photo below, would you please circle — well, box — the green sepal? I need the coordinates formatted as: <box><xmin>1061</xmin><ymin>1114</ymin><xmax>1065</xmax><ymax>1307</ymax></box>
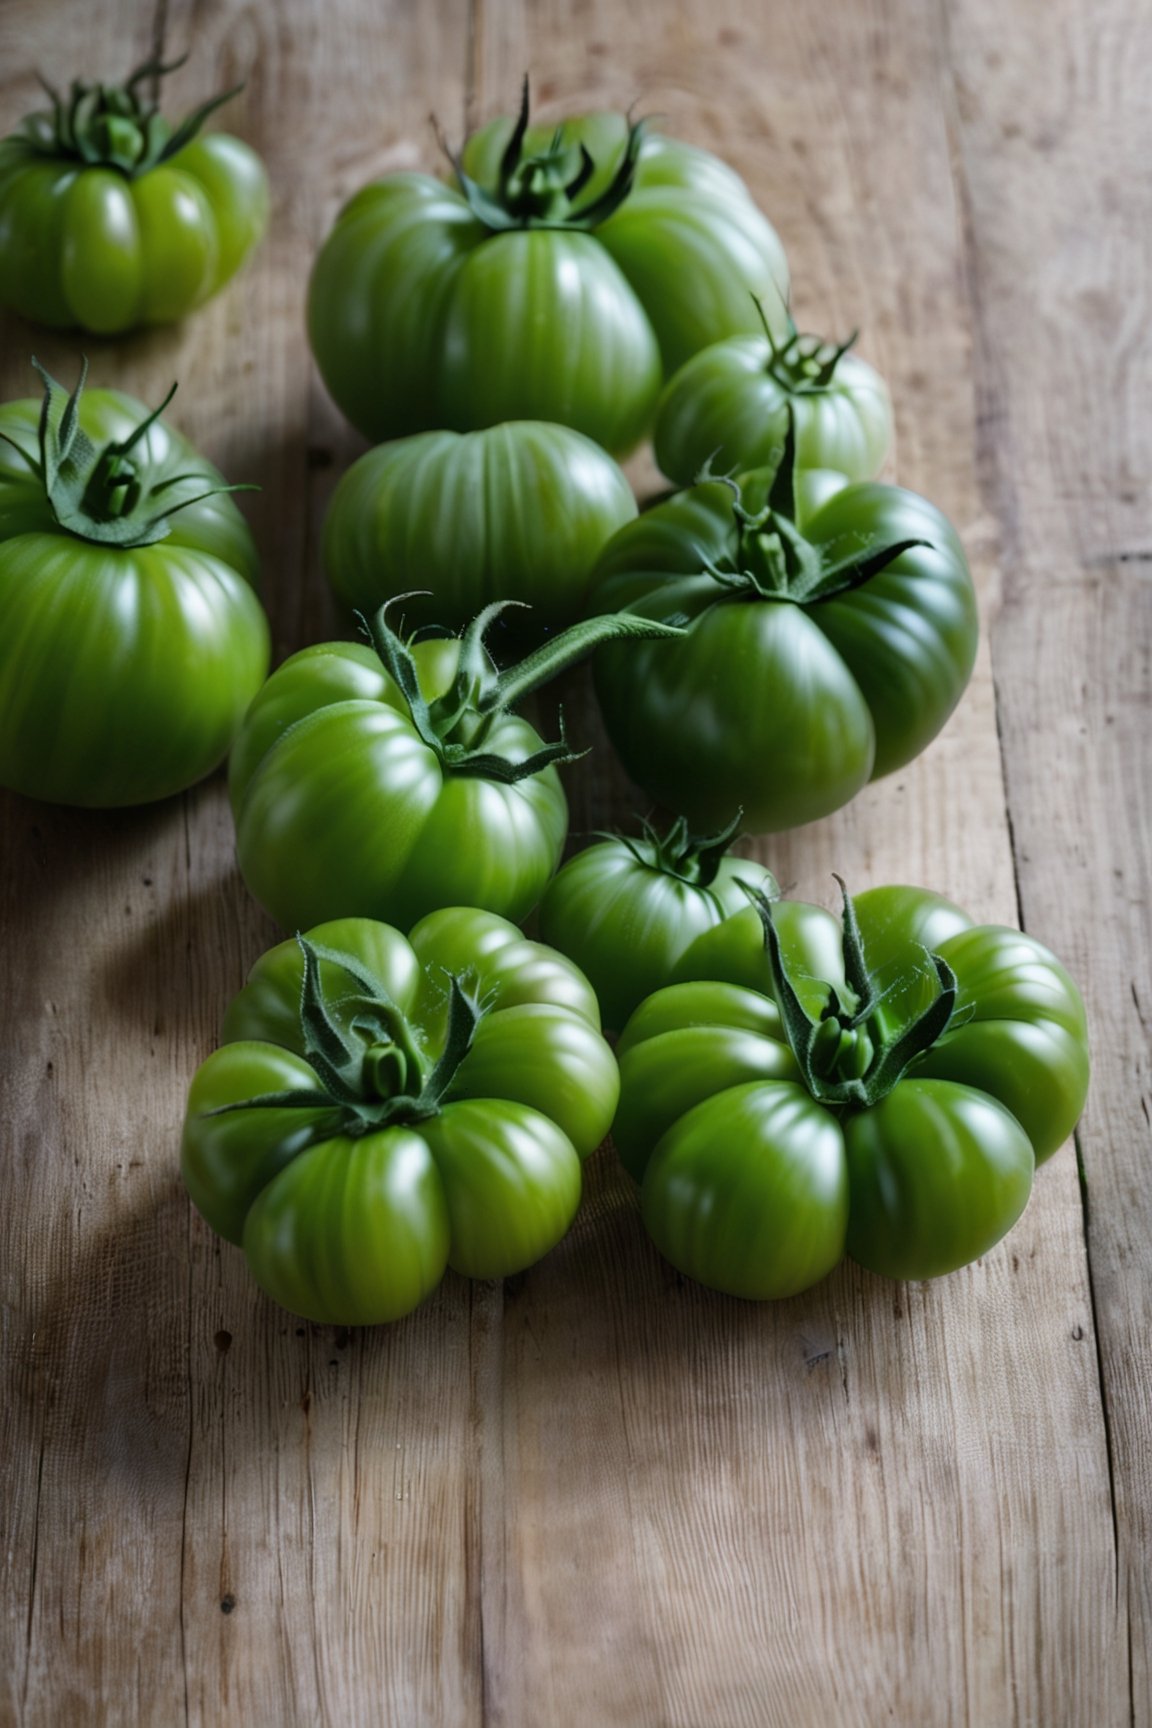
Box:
<box><xmin>750</xmin><ymin>293</ymin><xmax>860</xmax><ymax>397</ymax></box>
<box><xmin>201</xmin><ymin>940</ymin><xmax>486</xmax><ymax>1148</ymax></box>
<box><xmin>446</xmin><ymin>75</ymin><xmax>646</xmax><ymax>233</ymax></box>
<box><xmin>19</xmin><ymin>54</ymin><xmax>244</xmax><ymax>178</ymax></box>
<box><xmin>601</xmin><ymin>807</ymin><xmax>753</xmax><ymax>891</ymax></box>
<box><xmin>363</xmin><ymin>599</ymin><xmax>687</xmax><ymax>786</ymax></box>
<box><xmin>691</xmin><ymin>410</ymin><xmax>930</xmax><ymax>610</ymax></box>
<box><xmin>0</xmin><ymin>360</ymin><xmax>256</xmax><ymax>549</ymax></box>
<box><xmin>742</xmin><ymin>881</ymin><xmax>960</xmax><ymax>1110</ymax></box>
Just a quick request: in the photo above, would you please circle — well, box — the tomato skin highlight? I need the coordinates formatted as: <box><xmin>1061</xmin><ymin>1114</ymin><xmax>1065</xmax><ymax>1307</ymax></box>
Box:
<box><xmin>182</xmin><ymin>912</ymin><xmax>619</xmax><ymax>1324</ymax></box>
<box><xmin>0</xmin><ymin>385</ymin><xmax>268</xmax><ymax>807</ymax></box>
<box><xmin>614</xmin><ymin>885</ymin><xmax>1089</xmax><ymax>1297</ymax></box>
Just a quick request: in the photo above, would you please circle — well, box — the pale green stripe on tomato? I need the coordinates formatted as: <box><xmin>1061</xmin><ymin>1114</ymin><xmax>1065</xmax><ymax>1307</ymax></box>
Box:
<box><xmin>409</xmin><ymin>907</ymin><xmax>602</xmax><ymax>1029</ymax></box>
<box><xmin>844</xmin><ymin>1078</ymin><xmax>1034</xmax><ymax>1281</ymax></box>
<box><xmin>308</xmin><ymin>174</ymin><xmax>482</xmax><ymax>443</ymax></box>
<box><xmin>598</xmin><ymin>185</ymin><xmax>789</xmax><ymax>373</ymax></box>
<box><xmin>596</xmin><ymin>601</ymin><xmax>876</xmax><ymax>832</ymax></box>
<box><xmin>453</xmin><ymin>1002</ymin><xmax>619</xmax><ymax>1158</ymax></box>
<box><xmin>59</xmin><ymin>169</ymin><xmax>143</xmax><ymax>334</ymax></box>
<box><xmin>0</xmin><ymin>536</ymin><xmax>269</xmax><ymax>806</ymax></box>
<box><xmin>243</xmin><ymin>1130</ymin><xmax>451</xmax><ymax>1325</ymax></box>
<box><xmin>642</xmin><ymin>1081</ymin><xmax>848</xmax><ymax>1299</ymax></box>
<box><xmin>182</xmin><ymin>1042</ymin><xmax>331</xmax><ymax>1243</ymax></box>
<box><xmin>174</xmin><ymin>133</ymin><xmax>269</xmax><ymax>288</ymax></box>
<box><xmin>422</xmin><ymin>1100</ymin><xmax>582</xmax><ymax>1280</ymax></box>
<box><xmin>913</xmin><ymin>1018</ymin><xmax>1089</xmax><ymax>1166</ymax></box>
<box><xmin>233</xmin><ymin>700</ymin><xmax>442</xmax><ymax>930</ymax></box>
<box><xmin>614</xmin><ymin>1020</ymin><xmax>799</xmax><ymax>1183</ymax></box>
<box><xmin>0</xmin><ymin>160</ymin><xmax>76</xmax><ymax>325</ymax></box>
<box><xmin>438</xmin><ymin>230</ymin><xmax>662</xmax><ymax>456</ymax></box>
<box><xmin>133</xmin><ymin>165</ymin><xmax>218</xmax><ymax>322</ymax></box>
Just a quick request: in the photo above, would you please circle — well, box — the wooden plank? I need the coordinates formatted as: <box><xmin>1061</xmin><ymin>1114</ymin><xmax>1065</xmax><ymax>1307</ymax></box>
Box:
<box><xmin>0</xmin><ymin>0</ymin><xmax>1140</xmax><ymax>1722</ymax></box>
<box><xmin>943</xmin><ymin>0</ymin><xmax>1152</xmax><ymax>1714</ymax></box>
<box><xmin>472</xmin><ymin>3</ymin><xmax>1126</xmax><ymax>1724</ymax></box>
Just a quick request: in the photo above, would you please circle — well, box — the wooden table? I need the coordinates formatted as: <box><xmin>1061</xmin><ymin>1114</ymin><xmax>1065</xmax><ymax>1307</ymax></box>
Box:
<box><xmin>2</xmin><ymin>1</ymin><xmax>1148</xmax><ymax>1722</ymax></box>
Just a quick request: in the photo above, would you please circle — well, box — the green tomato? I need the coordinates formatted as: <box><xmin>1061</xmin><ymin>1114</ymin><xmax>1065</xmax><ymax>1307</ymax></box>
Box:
<box><xmin>0</xmin><ymin>62</ymin><xmax>267</xmax><ymax>334</ymax></box>
<box><xmin>654</xmin><ymin>313</ymin><xmax>891</xmax><ymax>488</ymax></box>
<box><xmin>182</xmin><ymin>910</ymin><xmax>619</xmax><ymax>1323</ymax></box>
<box><xmin>591</xmin><ymin>455</ymin><xmax>978</xmax><ymax>832</ymax></box>
<box><xmin>308</xmin><ymin>86</ymin><xmax>789</xmax><ymax>455</ymax></box>
<box><xmin>230</xmin><ymin>600</ymin><xmax>685</xmax><ymax>932</ymax></box>
<box><xmin>0</xmin><ymin>363</ymin><xmax>268</xmax><ymax>807</ymax></box>
<box><xmin>323</xmin><ymin>422</ymin><xmax>637</xmax><ymax>631</ymax></box>
<box><xmin>614</xmin><ymin>882</ymin><xmax>1089</xmax><ymax>1296</ymax></box>
<box><xmin>538</xmin><ymin>812</ymin><xmax>777</xmax><ymax>1032</ymax></box>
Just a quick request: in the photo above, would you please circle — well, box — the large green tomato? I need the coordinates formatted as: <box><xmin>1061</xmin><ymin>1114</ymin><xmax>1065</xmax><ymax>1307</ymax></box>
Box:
<box><xmin>182</xmin><ymin>910</ymin><xmax>619</xmax><ymax>1323</ymax></box>
<box><xmin>324</xmin><ymin>421</ymin><xmax>637</xmax><ymax>631</ymax></box>
<box><xmin>614</xmin><ymin>883</ymin><xmax>1090</xmax><ymax>1297</ymax></box>
<box><xmin>591</xmin><ymin>442</ymin><xmax>978</xmax><ymax>832</ymax></box>
<box><xmin>230</xmin><ymin>601</ymin><xmax>684</xmax><ymax>932</ymax></box>
<box><xmin>308</xmin><ymin>82</ymin><xmax>789</xmax><ymax>455</ymax></box>
<box><xmin>654</xmin><ymin>310</ymin><xmax>891</xmax><ymax>487</ymax></box>
<box><xmin>0</xmin><ymin>362</ymin><xmax>268</xmax><ymax>806</ymax></box>
<box><xmin>0</xmin><ymin>59</ymin><xmax>267</xmax><ymax>334</ymax></box>
<box><xmin>538</xmin><ymin>813</ymin><xmax>777</xmax><ymax>1032</ymax></box>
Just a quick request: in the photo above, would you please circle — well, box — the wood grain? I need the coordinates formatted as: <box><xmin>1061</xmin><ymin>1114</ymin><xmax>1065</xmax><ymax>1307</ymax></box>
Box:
<box><xmin>0</xmin><ymin>0</ymin><xmax>1146</xmax><ymax>1723</ymax></box>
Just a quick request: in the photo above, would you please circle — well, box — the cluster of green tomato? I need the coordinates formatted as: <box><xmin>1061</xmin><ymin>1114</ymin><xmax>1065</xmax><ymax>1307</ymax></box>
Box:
<box><xmin>0</xmin><ymin>68</ymin><xmax>1090</xmax><ymax>1324</ymax></box>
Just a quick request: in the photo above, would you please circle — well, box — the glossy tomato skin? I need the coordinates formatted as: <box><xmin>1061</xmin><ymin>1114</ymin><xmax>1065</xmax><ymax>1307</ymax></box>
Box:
<box><xmin>308</xmin><ymin>121</ymin><xmax>788</xmax><ymax>455</ymax></box>
<box><xmin>654</xmin><ymin>335</ymin><xmax>892</xmax><ymax>488</ymax></box>
<box><xmin>538</xmin><ymin>833</ymin><xmax>777</xmax><ymax>1032</ymax></box>
<box><xmin>181</xmin><ymin>912</ymin><xmax>618</xmax><ymax>1324</ymax></box>
<box><xmin>613</xmin><ymin>886</ymin><xmax>1089</xmax><ymax>1296</ymax></box>
<box><xmin>591</xmin><ymin>476</ymin><xmax>978</xmax><ymax>833</ymax></box>
<box><xmin>0</xmin><ymin>134</ymin><xmax>267</xmax><ymax>333</ymax></box>
<box><xmin>323</xmin><ymin>422</ymin><xmax>637</xmax><ymax>630</ymax></box>
<box><xmin>0</xmin><ymin>389</ymin><xmax>268</xmax><ymax>807</ymax></box>
<box><xmin>230</xmin><ymin>639</ymin><xmax>568</xmax><ymax>932</ymax></box>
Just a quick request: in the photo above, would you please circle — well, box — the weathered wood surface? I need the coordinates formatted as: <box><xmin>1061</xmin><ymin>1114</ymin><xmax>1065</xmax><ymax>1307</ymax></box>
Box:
<box><xmin>0</xmin><ymin>0</ymin><xmax>1147</xmax><ymax>1722</ymax></box>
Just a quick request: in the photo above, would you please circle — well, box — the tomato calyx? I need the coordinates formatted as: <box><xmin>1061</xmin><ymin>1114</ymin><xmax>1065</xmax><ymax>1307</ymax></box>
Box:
<box><xmin>750</xmin><ymin>295</ymin><xmax>859</xmax><ymax>397</ymax></box>
<box><xmin>692</xmin><ymin>421</ymin><xmax>926</xmax><ymax>610</ymax></box>
<box><xmin>601</xmin><ymin>808</ymin><xmax>749</xmax><ymax>891</ymax></box>
<box><xmin>206</xmin><ymin>937</ymin><xmax>486</xmax><ymax>1142</ymax></box>
<box><xmin>18</xmin><ymin>53</ymin><xmax>244</xmax><ymax>178</ymax></box>
<box><xmin>364</xmin><ymin>597</ymin><xmax>686</xmax><ymax>785</ymax></box>
<box><xmin>446</xmin><ymin>76</ymin><xmax>646</xmax><ymax>233</ymax></box>
<box><xmin>746</xmin><ymin>879</ymin><xmax>960</xmax><ymax>1109</ymax></box>
<box><xmin>0</xmin><ymin>360</ymin><xmax>256</xmax><ymax>549</ymax></box>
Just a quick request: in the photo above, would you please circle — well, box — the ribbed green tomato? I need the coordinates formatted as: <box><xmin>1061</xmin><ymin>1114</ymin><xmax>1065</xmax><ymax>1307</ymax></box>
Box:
<box><xmin>0</xmin><ymin>365</ymin><xmax>268</xmax><ymax>807</ymax></box>
<box><xmin>591</xmin><ymin>452</ymin><xmax>978</xmax><ymax>833</ymax></box>
<box><xmin>230</xmin><ymin>601</ymin><xmax>685</xmax><ymax>933</ymax></box>
<box><xmin>538</xmin><ymin>813</ymin><xmax>777</xmax><ymax>1032</ymax></box>
<box><xmin>0</xmin><ymin>61</ymin><xmax>267</xmax><ymax>334</ymax></box>
<box><xmin>182</xmin><ymin>910</ymin><xmax>619</xmax><ymax>1324</ymax></box>
<box><xmin>323</xmin><ymin>422</ymin><xmax>637</xmax><ymax>631</ymax></box>
<box><xmin>613</xmin><ymin>883</ymin><xmax>1089</xmax><ymax>1297</ymax></box>
<box><xmin>308</xmin><ymin>84</ymin><xmax>789</xmax><ymax>455</ymax></box>
<box><xmin>654</xmin><ymin>315</ymin><xmax>891</xmax><ymax>488</ymax></box>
